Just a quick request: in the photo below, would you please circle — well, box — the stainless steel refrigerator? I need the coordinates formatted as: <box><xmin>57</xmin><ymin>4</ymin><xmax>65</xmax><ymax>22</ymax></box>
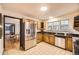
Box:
<box><xmin>24</xmin><ymin>20</ymin><xmax>36</xmax><ymax>50</ymax></box>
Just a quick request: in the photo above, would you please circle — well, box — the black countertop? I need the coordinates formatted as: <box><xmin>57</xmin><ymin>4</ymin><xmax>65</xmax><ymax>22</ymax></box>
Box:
<box><xmin>55</xmin><ymin>35</ymin><xmax>66</xmax><ymax>38</ymax></box>
<box><xmin>37</xmin><ymin>31</ymin><xmax>55</xmax><ymax>34</ymax></box>
<box><xmin>37</xmin><ymin>31</ymin><xmax>79</xmax><ymax>38</ymax></box>
<box><xmin>69</xmin><ymin>34</ymin><xmax>79</xmax><ymax>37</ymax></box>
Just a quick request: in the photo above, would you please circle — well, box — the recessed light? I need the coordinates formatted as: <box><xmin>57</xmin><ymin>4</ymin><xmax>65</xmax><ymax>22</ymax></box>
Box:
<box><xmin>40</xmin><ymin>6</ymin><xmax>47</xmax><ymax>11</ymax></box>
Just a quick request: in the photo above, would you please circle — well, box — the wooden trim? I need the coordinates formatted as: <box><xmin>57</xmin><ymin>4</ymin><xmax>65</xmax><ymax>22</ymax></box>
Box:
<box><xmin>0</xmin><ymin>13</ymin><xmax>2</xmax><ymax>25</ymax></box>
<box><xmin>5</xmin><ymin>23</ymin><xmax>15</xmax><ymax>35</ymax></box>
<box><xmin>3</xmin><ymin>15</ymin><xmax>5</xmax><ymax>51</ymax></box>
<box><xmin>3</xmin><ymin>15</ymin><xmax>23</xmax><ymax>51</ymax></box>
<box><xmin>20</xmin><ymin>20</ymin><xmax>25</xmax><ymax>50</ymax></box>
<box><xmin>4</xmin><ymin>15</ymin><xmax>22</xmax><ymax>20</ymax></box>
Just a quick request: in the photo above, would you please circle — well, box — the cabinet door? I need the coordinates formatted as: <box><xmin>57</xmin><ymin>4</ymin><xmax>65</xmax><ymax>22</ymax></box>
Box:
<box><xmin>43</xmin><ymin>34</ymin><xmax>45</xmax><ymax>41</ymax></box>
<box><xmin>65</xmin><ymin>37</ymin><xmax>73</xmax><ymax>51</ymax></box>
<box><xmin>43</xmin><ymin>34</ymin><xmax>49</xmax><ymax>43</ymax></box>
<box><xmin>67</xmin><ymin>38</ymin><xmax>73</xmax><ymax>51</ymax></box>
<box><xmin>49</xmin><ymin>35</ymin><xmax>55</xmax><ymax>45</ymax></box>
<box><xmin>37</xmin><ymin>33</ymin><xmax>42</xmax><ymax>43</ymax></box>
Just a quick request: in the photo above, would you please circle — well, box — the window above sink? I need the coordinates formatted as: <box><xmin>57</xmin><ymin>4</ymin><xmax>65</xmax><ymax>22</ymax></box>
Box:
<box><xmin>47</xmin><ymin>18</ymin><xmax>69</xmax><ymax>32</ymax></box>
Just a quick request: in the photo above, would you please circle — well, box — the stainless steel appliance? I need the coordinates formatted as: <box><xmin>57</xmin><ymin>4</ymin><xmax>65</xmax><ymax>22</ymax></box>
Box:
<box><xmin>55</xmin><ymin>33</ymin><xmax>65</xmax><ymax>48</ymax></box>
<box><xmin>24</xmin><ymin>20</ymin><xmax>36</xmax><ymax>50</ymax></box>
<box><xmin>55</xmin><ymin>37</ymin><xmax>65</xmax><ymax>48</ymax></box>
<box><xmin>72</xmin><ymin>35</ymin><xmax>79</xmax><ymax>54</ymax></box>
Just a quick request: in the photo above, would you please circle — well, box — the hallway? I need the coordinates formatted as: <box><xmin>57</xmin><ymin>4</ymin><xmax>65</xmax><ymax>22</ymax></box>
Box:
<box><xmin>4</xmin><ymin>42</ymin><xmax>72</xmax><ymax>55</ymax></box>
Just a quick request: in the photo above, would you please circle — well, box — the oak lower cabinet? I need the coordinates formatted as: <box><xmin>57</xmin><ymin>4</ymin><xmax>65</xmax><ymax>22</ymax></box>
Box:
<box><xmin>65</xmin><ymin>37</ymin><xmax>73</xmax><ymax>51</ymax></box>
<box><xmin>49</xmin><ymin>35</ymin><xmax>55</xmax><ymax>45</ymax></box>
<box><xmin>43</xmin><ymin>34</ymin><xmax>49</xmax><ymax>43</ymax></box>
<box><xmin>37</xmin><ymin>33</ymin><xmax>43</xmax><ymax>43</ymax></box>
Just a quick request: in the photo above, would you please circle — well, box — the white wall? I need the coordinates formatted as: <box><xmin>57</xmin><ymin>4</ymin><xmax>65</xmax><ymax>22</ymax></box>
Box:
<box><xmin>0</xmin><ymin>5</ymin><xmax>3</xmax><ymax>55</ymax></box>
<box><xmin>46</xmin><ymin>11</ymin><xmax>79</xmax><ymax>34</ymax></box>
<box><xmin>0</xmin><ymin>4</ymin><xmax>2</xmax><ymax>13</ymax></box>
<box><xmin>5</xmin><ymin>17</ymin><xmax>20</xmax><ymax>35</ymax></box>
<box><xmin>2</xmin><ymin>10</ymin><xmax>39</xmax><ymax>21</ymax></box>
<box><xmin>1</xmin><ymin>6</ymin><xmax>40</xmax><ymax>53</ymax></box>
<box><xmin>67</xmin><ymin>12</ymin><xmax>79</xmax><ymax>34</ymax></box>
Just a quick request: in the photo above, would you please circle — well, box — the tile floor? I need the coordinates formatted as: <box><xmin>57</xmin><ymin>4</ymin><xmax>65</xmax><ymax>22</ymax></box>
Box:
<box><xmin>4</xmin><ymin>42</ymin><xmax>72</xmax><ymax>55</ymax></box>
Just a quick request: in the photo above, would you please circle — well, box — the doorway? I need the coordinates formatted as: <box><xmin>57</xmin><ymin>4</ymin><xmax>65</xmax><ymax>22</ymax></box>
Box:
<box><xmin>3</xmin><ymin>15</ymin><xmax>23</xmax><ymax>51</ymax></box>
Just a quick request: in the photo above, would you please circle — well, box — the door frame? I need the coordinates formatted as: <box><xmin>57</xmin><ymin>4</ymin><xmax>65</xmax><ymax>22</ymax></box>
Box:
<box><xmin>3</xmin><ymin>15</ymin><xmax>24</xmax><ymax>51</ymax></box>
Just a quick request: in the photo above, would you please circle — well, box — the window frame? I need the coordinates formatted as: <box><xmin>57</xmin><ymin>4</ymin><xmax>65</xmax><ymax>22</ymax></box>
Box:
<box><xmin>52</xmin><ymin>21</ymin><xmax>60</xmax><ymax>31</ymax></box>
<box><xmin>60</xmin><ymin>19</ymin><xmax>69</xmax><ymax>31</ymax></box>
<box><xmin>47</xmin><ymin>22</ymin><xmax>53</xmax><ymax>31</ymax></box>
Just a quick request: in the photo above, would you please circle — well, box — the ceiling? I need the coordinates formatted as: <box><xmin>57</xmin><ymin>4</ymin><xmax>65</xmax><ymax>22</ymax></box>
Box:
<box><xmin>1</xmin><ymin>3</ymin><xmax>79</xmax><ymax>20</ymax></box>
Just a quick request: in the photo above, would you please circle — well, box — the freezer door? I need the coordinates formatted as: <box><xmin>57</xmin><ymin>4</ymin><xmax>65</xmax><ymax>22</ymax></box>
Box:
<box><xmin>24</xmin><ymin>20</ymin><xmax>36</xmax><ymax>50</ymax></box>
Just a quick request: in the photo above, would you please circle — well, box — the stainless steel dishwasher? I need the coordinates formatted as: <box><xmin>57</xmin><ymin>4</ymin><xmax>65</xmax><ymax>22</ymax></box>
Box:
<box><xmin>55</xmin><ymin>36</ymin><xmax>65</xmax><ymax>48</ymax></box>
<box><xmin>55</xmin><ymin>33</ymin><xmax>65</xmax><ymax>48</ymax></box>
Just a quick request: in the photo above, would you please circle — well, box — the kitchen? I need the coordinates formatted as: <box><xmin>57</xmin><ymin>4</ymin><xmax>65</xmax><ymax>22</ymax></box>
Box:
<box><xmin>0</xmin><ymin>3</ymin><xmax>79</xmax><ymax>55</ymax></box>
<box><xmin>37</xmin><ymin>10</ymin><xmax>79</xmax><ymax>54</ymax></box>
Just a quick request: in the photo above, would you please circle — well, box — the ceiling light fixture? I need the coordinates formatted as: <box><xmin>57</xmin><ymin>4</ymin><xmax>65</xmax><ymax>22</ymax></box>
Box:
<box><xmin>40</xmin><ymin>6</ymin><xmax>47</xmax><ymax>12</ymax></box>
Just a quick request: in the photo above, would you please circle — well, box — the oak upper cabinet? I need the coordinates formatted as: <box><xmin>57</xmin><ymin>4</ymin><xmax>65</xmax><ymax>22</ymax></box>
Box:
<box><xmin>43</xmin><ymin>21</ymin><xmax>47</xmax><ymax>30</ymax></box>
<box><xmin>65</xmin><ymin>37</ymin><xmax>73</xmax><ymax>51</ymax></box>
<box><xmin>43</xmin><ymin>33</ymin><xmax>49</xmax><ymax>43</ymax></box>
<box><xmin>74</xmin><ymin>16</ymin><xmax>79</xmax><ymax>27</ymax></box>
<box><xmin>37</xmin><ymin>33</ymin><xmax>43</xmax><ymax>43</ymax></box>
<box><xmin>37</xmin><ymin>21</ymin><xmax>43</xmax><ymax>30</ymax></box>
<box><xmin>74</xmin><ymin>16</ymin><xmax>79</xmax><ymax>31</ymax></box>
<box><xmin>49</xmin><ymin>35</ymin><xmax>55</xmax><ymax>45</ymax></box>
